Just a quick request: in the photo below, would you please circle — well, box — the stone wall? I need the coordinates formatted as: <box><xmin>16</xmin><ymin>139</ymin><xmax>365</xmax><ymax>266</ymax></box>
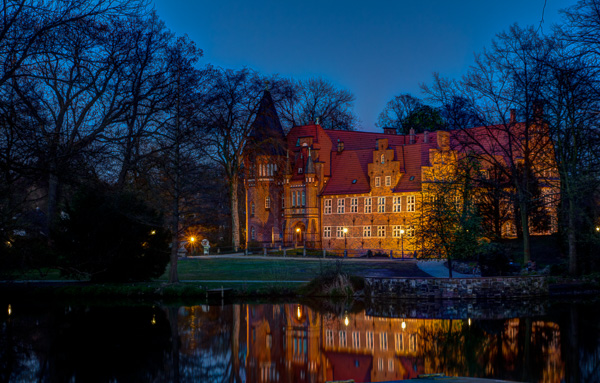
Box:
<box><xmin>365</xmin><ymin>276</ymin><xmax>548</xmax><ymax>299</ymax></box>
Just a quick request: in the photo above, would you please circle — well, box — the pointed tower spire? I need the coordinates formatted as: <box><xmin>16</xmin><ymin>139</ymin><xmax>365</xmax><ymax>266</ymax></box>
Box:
<box><xmin>248</xmin><ymin>89</ymin><xmax>285</xmax><ymax>155</ymax></box>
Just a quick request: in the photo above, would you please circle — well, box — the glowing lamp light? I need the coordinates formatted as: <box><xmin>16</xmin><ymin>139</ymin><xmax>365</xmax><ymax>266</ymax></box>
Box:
<box><xmin>401</xmin><ymin>320</ymin><xmax>406</xmax><ymax>330</ymax></box>
<box><xmin>296</xmin><ymin>228</ymin><xmax>300</xmax><ymax>233</ymax></box>
<box><xmin>7</xmin><ymin>304</ymin><xmax>11</xmax><ymax>316</ymax></box>
<box><xmin>400</xmin><ymin>229</ymin><xmax>405</xmax><ymax>235</ymax></box>
<box><xmin>189</xmin><ymin>236</ymin><xmax>196</xmax><ymax>243</ymax></box>
<box><xmin>343</xmin><ymin>228</ymin><xmax>348</xmax><ymax>234</ymax></box>
<box><xmin>596</xmin><ymin>226</ymin><xmax>600</xmax><ymax>232</ymax></box>
<box><xmin>297</xmin><ymin>306</ymin><xmax>302</xmax><ymax>319</ymax></box>
<box><xmin>344</xmin><ymin>315</ymin><xmax>349</xmax><ymax>327</ymax></box>
<box><xmin>150</xmin><ymin>230</ymin><xmax>156</xmax><ymax>235</ymax></box>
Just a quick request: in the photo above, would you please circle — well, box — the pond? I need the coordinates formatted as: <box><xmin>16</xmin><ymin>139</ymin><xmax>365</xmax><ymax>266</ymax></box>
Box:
<box><xmin>0</xmin><ymin>298</ymin><xmax>598</xmax><ymax>382</ymax></box>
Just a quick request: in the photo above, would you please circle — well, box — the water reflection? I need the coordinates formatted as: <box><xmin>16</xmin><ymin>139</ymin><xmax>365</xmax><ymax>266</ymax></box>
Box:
<box><xmin>0</xmin><ymin>300</ymin><xmax>599</xmax><ymax>382</ymax></box>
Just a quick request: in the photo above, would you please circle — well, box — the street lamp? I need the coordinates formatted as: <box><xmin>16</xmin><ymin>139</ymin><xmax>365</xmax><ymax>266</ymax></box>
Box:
<box><xmin>400</xmin><ymin>229</ymin><xmax>405</xmax><ymax>259</ymax></box>
<box><xmin>189</xmin><ymin>236</ymin><xmax>196</xmax><ymax>255</ymax></box>
<box><xmin>343</xmin><ymin>227</ymin><xmax>348</xmax><ymax>257</ymax></box>
<box><xmin>295</xmin><ymin>227</ymin><xmax>300</xmax><ymax>248</ymax></box>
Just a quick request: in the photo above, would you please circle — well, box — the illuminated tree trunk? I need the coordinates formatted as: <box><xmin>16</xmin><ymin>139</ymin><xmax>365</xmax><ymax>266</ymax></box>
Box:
<box><xmin>230</xmin><ymin>175</ymin><xmax>240</xmax><ymax>251</ymax></box>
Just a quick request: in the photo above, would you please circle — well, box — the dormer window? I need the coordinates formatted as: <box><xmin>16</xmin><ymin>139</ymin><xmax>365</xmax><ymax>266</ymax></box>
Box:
<box><xmin>298</xmin><ymin>168</ymin><xmax>303</xmax><ymax>174</ymax></box>
<box><xmin>375</xmin><ymin>177</ymin><xmax>380</xmax><ymax>187</ymax></box>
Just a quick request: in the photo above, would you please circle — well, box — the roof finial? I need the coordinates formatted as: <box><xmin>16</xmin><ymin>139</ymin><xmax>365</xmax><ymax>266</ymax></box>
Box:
<box><xmin>316</xmin><ymin>117</ymin><xmax>320</xmax><ymax>125</ymax></box>
<box><xmin>264</xmin><ymin>80</ymin><xmax>270</xmax><ymax>91</ymax></box>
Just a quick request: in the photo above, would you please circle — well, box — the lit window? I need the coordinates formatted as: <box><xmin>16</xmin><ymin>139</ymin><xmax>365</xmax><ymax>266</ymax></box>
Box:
<box><xmin>351</xmin><ymin>198</ymin><xmax>358</xmax><ymax>213</ymax></box>
<box><xmin>385</xmin><ymin>176</ymin><xmax>391</xmax><ymax>186</ymax></box>
<box><xmin>352</xmin><ymin>332</ymin><xmax>360</xmax><ymax>348</ymax></box>
<box><xmin>336</xmin><ymin>227</ymin><xmax>345</xmax><ymax>238</ymax></box>
<box><xmin>323</xmin><ymin>226</ymin><xmax>331</xmax><ymax>238</ymax></box>
<box><xmin>324</xmin><ymin>199</ymin><xmax>332</xmax><ymax>214</ymax></box>
<box><xmin>378</xmin><ymin>197</ymin><xmax>385</xmax><ymax>213</ymax></box>
<box><xmin>392</xmin><ymin>225</ymin><xmax>402</xmax><ymax>237</ymax></box>
<box><xmin>409</xmin><ymin>334</ymin><xmax>417</xmax><ymax>352</ymax></box>
<box><xmin>393</xmin><ymin>196</ymin><xmax>401</xmax><ymax>212</ymax></box>
<box><xmin>337</xmin><ymin>199</ymin><xmax>345</xmax><ymax>214</ymax></box>
<box><xmin>339</xmin><ymin>331</ymin><xmax>347</xmax><ymax>347</ymax></box>
<box><xmin>326</xmin><ymin>330</ymin><xmax>334</xmax><ymax>346</ymax></box>
<box><xmin>377</xmin><ymin>226</ymin><xmax>385</xmax><ymax>237</ymax></box>
<box><xmin>378</xmin><ymin>358</ymin><xmax>384</xmax><ymax>371</ymax></box>
<box><xmin>407</xmin><ymin>195</ymin><xmax>416</xmax><ymax>212</ymax></box>
<box><xmin>364</xmin><ymin>198</ymin><xmax>372</xmax><ymax>213</ymax></box>
<box><xmin>380</xmin><ymin>332</ymin><xmax>388</xmax><ymax>350</ymax></box>
<box><xmin>265</xmin><ymin>196</ymin><xmax>271</xmax><ymax>209</ymax></box>
<box><xmin>407</xmin><ymin>226</ymin><xmax>415</xmax><ymax>237</ymax></box>
<box><xmin>395</xmin><ymin>333</ymin><xmax>404</xmax><ymax>352</ymax></box>
<box><xmin>366</xmin><ymin>331</ymin><xmax>374</xmax><ymax>349</ymax></box>
<box><xmin>363</xmin><ymin>226</ymin><xmax>371</xmax><ymax>237</ymax></box>
<box><xmin>375</xmin><ymin>177</ymin><xmax>380</xmax><ymax>187</ymax></box>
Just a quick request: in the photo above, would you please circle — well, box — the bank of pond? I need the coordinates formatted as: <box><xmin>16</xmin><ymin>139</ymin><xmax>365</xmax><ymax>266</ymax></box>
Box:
<box><xmin>1</xmin><ymin>296</ymin><xmax>598</xmax><ymax>382</ymax></box>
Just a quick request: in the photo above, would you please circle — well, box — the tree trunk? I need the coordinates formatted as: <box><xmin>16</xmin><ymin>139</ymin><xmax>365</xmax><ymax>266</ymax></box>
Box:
<box><xmin>519</xmin><ymin>199</ymin><xmax>531</xmax><ymax>264</ymax></box>
<box><xmin>169</xmin><ymin>197</ymin><xmax>179</xmax><ymax>284</ymax></box>
<box><xmin>46</xmin><ymin>171</ymin><xmax>59</xmax><ymax>240</ymax></box>
<box><xmin>568</xmin><ymin>201</ymin><xmax>578</xmax><ymax>275</ymax></box>
<box><xmin>230</xmin><ymin>176</ymin><xmax>240</xmax><ymax>251</ymax></box>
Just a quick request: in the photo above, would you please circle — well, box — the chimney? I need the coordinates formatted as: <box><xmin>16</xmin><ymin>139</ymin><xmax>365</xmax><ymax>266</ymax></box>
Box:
<box><xmin>409</xmin><ymin>128</ymin><xmax>415</xmax><ymax>144</ymax></box>
<box><xmin>383</xmin><ymin>127</ymin><xmax>397</xmax><ymax>135</ymax></box>
<box><xmin>424</xmin><ymin>131</ymin><xmax>429</xmax><ymax>143</ymax></box>
<box><xmin>510</xmin><ymin>109</ymin><xmax>516</xmax><ymax>124</ymax></box>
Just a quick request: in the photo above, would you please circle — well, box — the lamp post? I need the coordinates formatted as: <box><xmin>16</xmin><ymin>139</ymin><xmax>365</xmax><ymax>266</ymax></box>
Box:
<box><xmin>343</xmin><ymin>227</ymin><xmax>348</xmax><ymax>257</ymax></box>
<box><xmin>189</xmin><ymin>236</ymin><xmax>196</xmax><ymax>256</ymax></box>
<box><xmin>400</xmin><ymin>229</ymin><xmax>405</xmax><ymax>259</ymax></box>
<box><xmin>295</xmin><ymin>227</ymin><xmax>300</xmax><ymax>248</ymax></box>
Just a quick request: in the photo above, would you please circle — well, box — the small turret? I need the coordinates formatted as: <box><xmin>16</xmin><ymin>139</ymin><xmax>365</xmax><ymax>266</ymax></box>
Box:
<box><xmin>306</xmin><ymin>148</ymin><xmax>315</xmax><ymax>175</ymax></box>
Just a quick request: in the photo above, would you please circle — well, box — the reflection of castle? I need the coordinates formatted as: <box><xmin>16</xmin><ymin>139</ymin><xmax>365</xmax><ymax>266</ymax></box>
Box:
<box><xmin>175</xmin><ymin>303</ymin><xmax>566</xmax><ymax>382</ymax></box>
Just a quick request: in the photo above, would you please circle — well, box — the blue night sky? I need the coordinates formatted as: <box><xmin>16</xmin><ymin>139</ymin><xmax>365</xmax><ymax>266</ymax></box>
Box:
<box><xmin>152</xmin><ymin>0</ymin><xmax>574</xmax><ymax>131</ymax></box>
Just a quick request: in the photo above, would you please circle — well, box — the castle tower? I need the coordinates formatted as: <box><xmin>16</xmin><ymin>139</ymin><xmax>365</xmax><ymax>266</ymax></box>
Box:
<box><xmin>244</xmin><ymin>90</ymin><xmax>286</xmax><ymax>248</ymax></box>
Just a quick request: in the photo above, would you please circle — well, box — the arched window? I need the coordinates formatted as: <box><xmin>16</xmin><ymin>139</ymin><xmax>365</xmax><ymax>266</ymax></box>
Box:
<box><xmin>251</xmin><ymin>226</ymin><xmax>256</xmax><ymax>240</ymax></box>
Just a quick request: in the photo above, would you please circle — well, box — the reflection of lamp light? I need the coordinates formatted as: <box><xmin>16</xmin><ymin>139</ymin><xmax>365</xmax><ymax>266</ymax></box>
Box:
<box><xmin>151</xmin><ymin>314</ymin><xmax>156</xmax><ymax>325</ymax></box>
<box><xmin>596</xmin><ymin>226</ymin><xmax>600</xmax><ymax>232</ymax></box>
<box><xmin>468</xmin><ymin>318</ymin><xmax>472</xmax><ymax>326</ymax></box>
<box><xmin>297</xmin><ymin>306</ymin><xmax>301</xmax><ymax>319</ymax></box>
<box><xmin>7</xmin><ymin>304</ymin><xmax>11</xmax><ymax>316</ymax></box>
<box><xmin>401</xmin><ymin>319</ymin><xmax>406</xmax><ymax>330</ymax></box>
<box><xmin>150</xmin><ymin>230</ymin><xmax>156</xmax><ymax>235</ymax></box>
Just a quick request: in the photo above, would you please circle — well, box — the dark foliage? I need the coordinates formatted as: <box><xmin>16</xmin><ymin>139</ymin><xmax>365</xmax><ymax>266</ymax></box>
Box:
<box><xmin>477</xmin><ymin>243</ymin><xmax>521</xmax><ymax>277</ymax></box>
<box><xmin>54</xmin><ymin>185</ymin><xmax>170</xmax><ymax>282</ymax></box>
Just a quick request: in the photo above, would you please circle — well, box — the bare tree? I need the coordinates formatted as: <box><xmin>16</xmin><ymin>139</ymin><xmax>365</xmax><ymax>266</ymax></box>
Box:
<box><xmin>277</xmin><ymin>77</ymin><xmax>357</xmax><ymax>131</ymax></box>
<box><xmin>376</xmin><ymin>93</ymin><xmax>423</xmax><ymax>132</ymax></box>
<box><xmin>423</xmin><ymin>25</ymin><xmax>556</xmax><ymax>263</ymax></box>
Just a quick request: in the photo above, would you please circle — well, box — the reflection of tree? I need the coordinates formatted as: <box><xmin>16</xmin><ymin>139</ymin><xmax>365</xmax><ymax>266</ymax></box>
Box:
<box><xmin>415</xmin><ymin>319</ymin><xmax>488</xmax><ymax>378</ymax></box>
<box><xmin>175</xmin><ymin>305</ymin><xmax>234</xmax><ymax>382</ymax></box>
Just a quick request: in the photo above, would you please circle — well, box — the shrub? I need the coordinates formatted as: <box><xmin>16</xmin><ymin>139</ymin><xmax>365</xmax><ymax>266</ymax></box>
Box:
<box><xmin>477</xmin><ymin>242</ymin><xmax>520</xmax><ymax>276</ymax></box>
<box><xmin>55</xmin><ymin>185</ymin><xmax>170</xmax><ymax>282</ymax></box>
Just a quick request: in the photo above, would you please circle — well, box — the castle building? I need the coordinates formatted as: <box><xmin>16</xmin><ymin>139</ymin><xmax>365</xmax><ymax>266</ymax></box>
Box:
<box><xmin>245</xmin><ymin>91</ymin><xmax>558</xmax><ymax>255</ymax></box>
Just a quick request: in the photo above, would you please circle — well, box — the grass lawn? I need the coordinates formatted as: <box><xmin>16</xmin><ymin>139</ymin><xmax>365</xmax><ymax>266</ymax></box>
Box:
<box><xmin>159</xmin><ymin>257</ymin><xmax>392</xmax><ymax>282</ymax></box>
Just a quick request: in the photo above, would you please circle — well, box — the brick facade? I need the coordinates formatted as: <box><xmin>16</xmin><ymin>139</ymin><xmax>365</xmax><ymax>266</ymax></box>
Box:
<box><xmin>245</xmin><ymin>93</ymin><xmax>559</xmax><ymax>253</ymax></box>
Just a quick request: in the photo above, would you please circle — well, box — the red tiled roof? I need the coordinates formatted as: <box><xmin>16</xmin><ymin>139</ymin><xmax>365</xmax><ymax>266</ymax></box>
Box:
<box><xmin>322</xmin><ymin>149</ymin><xmax>372</xmax><ymax>195</ymax></box>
